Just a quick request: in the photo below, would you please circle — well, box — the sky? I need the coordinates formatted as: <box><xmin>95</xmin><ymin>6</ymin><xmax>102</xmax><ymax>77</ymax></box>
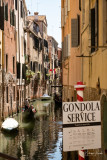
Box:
<box><xmin>25</xmin><ymin>0</ymin><xmax>61</xmax><ymax>48</ymax></box>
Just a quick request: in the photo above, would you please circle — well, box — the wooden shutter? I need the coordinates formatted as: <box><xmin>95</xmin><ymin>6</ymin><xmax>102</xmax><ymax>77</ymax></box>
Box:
<box><xmin>10</xmin><ymin>9</ymin><xmax>12</xmax><ymax>25</ymax></box>
<box><xmin>71</xmin><ymin>19</ymin><xmax>78</xmax><ymax>47</ymax></box>
<box><xmin>67</xmin><ymin>0</ymin><xmax>70</xmax><ymax>11</ymax></box>
<box><xmin>22</xmin><ymin>64</ymin><xmax>26</xmax><ymax>79</ymax></box>
<box><xmin>64</xmin><ymin>37</ymin><xmax>66</xmax><ymax>58</ymax></box>
<box><xmin>95</xmin><ymin>0</ymin><xmax>98</xmax><ymax>50</ymax></box>
<box><xmin>0</xmin><ymin>6</ymin><xmax>4</xmax><ymax>30</ymax></box>
<box><xmin>12</xmin><ymin>10</ymin><xmax>14</xmax><ymax>26</ymax></box>
<box><xmin>78</xmin><ymin>15</ymin><xmax>80</xmax><ymax>45</ymax></box>
<box><xmin>62</xmin><ymin>42</ymin><xmax>64</xmax><ymax>59</ymax></box>
<box><xmin>91</xmin><ymin>8</ymin><xmax>95</xmax><ymax>53</ymax></box>
<box><xmin>68</xmin><ymin>34</ymin><xmax>70</xmax><ymax>56</ymax></box>
<box><xmin>17</xmin><ymin>62</ymin><xmax>20</xmax><ymax>79</ymax></box>
<box><xmin>20</xmin><ymin>1</ymin><xmax>23</xmax><ymax>18</ymax></box>
<box><xmin>61</xmin><ymin>8</ymin><xmax>64</xmax><ymax>27</ymax></box>
<box><xmin>15</xmin><ymin>0</ymin><xmax>17</xmax><ymax>10</ymax></box>
<box><xmin>66</xmin><ymin>35</ymin><xmax>68</xmax><ymax>57</ymax></box>
<box><xmin>79</xmin><ymin>0</ymin><xmax>81</xmax><ymax>11</ymax></box>
<box><xmin>5</xmin><ymin>3</ymin><xmax>8</xmax><ymax>21</ymax></box>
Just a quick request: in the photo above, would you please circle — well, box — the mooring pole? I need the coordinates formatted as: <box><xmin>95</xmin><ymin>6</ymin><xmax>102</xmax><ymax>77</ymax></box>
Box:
<box><xmin>74</xmin><ymin>81</ymin><xmax>86</xmax><ymax>160</ymax></box>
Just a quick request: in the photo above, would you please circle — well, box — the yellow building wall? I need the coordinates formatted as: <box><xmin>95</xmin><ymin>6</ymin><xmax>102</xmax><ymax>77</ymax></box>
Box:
<box><xmin>82</xmin><ymin>0</ymin><xmax>107</xmax><ymax>89</ymax></box>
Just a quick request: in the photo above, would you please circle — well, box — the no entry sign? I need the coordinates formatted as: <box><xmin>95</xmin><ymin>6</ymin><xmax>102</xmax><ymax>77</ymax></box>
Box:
<box><xmin>62</xmin><ymin>101</ymin><xmax>101</xmax><ymax>151</ymax></box>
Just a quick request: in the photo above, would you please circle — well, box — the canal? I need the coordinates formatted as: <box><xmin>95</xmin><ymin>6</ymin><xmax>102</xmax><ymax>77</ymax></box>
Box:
<box><xmin>0</xmin><ymin>100</ymin><xmax>62</xmax><ymax>160</ymax></box>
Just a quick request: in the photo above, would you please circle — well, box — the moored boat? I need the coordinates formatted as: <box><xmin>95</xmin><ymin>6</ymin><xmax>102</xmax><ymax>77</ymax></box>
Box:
<box><xmin>1</xmin><ymin>118</ymin><xmax>19</xmax><ymax>132</ymax></box>
<box><xmin>22</xmin><ymin>105</ymin><xmax>36</xmax><ymax>122</ymax></box>
<box><xmin>40</xmin><ymin>94</ymin><xmax>51</xmax><ymax>101</ymax></box>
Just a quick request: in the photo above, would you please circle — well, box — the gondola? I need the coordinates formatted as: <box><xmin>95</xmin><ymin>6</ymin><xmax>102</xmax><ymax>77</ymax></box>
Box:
<box><xmin>22</xmin><ymin>105</ymin><xmax>36</xmax><ymax>122</ymax></box>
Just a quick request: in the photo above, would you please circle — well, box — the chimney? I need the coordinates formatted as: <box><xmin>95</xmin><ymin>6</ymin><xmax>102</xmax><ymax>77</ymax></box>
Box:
<box><xmin>34</xmin><ymin>12</ymin><xmax>38</xmax><ymax>21</ymax></box>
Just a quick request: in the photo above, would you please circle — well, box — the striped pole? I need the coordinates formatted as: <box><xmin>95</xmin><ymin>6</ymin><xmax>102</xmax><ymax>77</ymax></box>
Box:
<box><xmin>74</xmin><ymin>81</ymin><xmax>86</xmax><ymax>160</ymax></box>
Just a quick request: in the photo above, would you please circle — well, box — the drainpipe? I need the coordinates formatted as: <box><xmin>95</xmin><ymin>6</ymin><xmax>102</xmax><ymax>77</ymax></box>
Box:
<box><xmin>1</xmin><ymin>0</ymin><xmax>4</xmax><ymax>120</ymax></box>
<box><xmin>18</xmin><ymin>0</ymin><xmax>21</xmax><ymax>110</ymax></box>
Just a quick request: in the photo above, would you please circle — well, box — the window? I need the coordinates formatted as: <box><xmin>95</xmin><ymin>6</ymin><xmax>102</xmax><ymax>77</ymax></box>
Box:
<box><xmin>17</xmin><ymin>62</ymin><xmax>20</xmax><ymax>79</ymax></box>
<box><xmin>82</xmin><ymin>0</ymin><xmax>85</xmax><ymax>27</ymax></box>
<box><xmin>0</xmin><ymin>6</ymin><xmax>4</xmax><ymax>30</ymax></box>
<box><xmin>6</xmin><ymin>54</ymin><xmax>8</xmax><ymax>72</ymax></box>
<box><xmin>79</xmin><ymin>0</ymin><xmax>81</xmax><ymax>11</ymax></box>
<box><xmin>20</xmin><ymin>1</ymin><xmax>23</xmax><ymax>18</ymax></box>
<box><xmin>13</xmin><ymin>56</ymin><xmax>15</xmax><ymax>74</ymax></box>
<box><xmin>103</xmin><ymin>0</ymin><xmax>107</xmax><ymax>44</ymax></box>
<box><xmin>71</xmin><ymin>15</ymin><xmax>80</xmax><ymax>47</ymax></box>
<box><xmin>5</xmin><ymin>3</ymin><xmax>8</xmax><ymax>21</ymax></box>
<box><xmin>15</xmin><ymin>0</ymin><xmax>17</xmax><ymax>10</ymax></box>
<box><xmin>13</xmin><ymin>86</ymin><xmax>15</xmax><ymax>101</ymax></box>
<box><xmin>91</xmin><ymin>0</ymin><xmax>98</xmax><ymax>53</ymax></box>
<box><xmin>6</xmin><ymin>86</ymin><xmax>8</xmax><ymax>103</ymax></box>
<box><xmin>21</xmin><ymin>36</ymin><xmax>23</xmax><ymax>55</ymax></box>
<box><xmin>10</xmin><ymin>9</ymin><xmax>15</xmax><ymax>26</ymax></box>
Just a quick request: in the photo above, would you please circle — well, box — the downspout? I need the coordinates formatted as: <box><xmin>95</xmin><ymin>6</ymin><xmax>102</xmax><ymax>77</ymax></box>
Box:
<box><xmin>18</xmin><ymin>0</ymin><xmax>21</xmax><ymax>110</ymax></box>
<box><xmin>1</xmin><ymin>0</ymin><xmax>4</xmax><ymax>120</ymax></box>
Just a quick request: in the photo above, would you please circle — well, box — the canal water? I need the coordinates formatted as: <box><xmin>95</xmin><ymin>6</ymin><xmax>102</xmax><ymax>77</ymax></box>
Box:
<box><xmin>0</xmin><ymin>100</ymin><xmax>62</xmax><ymax>160</ymax></box>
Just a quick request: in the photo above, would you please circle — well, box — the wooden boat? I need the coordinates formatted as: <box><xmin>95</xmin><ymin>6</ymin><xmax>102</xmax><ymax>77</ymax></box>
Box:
<box><xmin>1</xmin><ymin>118</ymin><xmax>19</xmax><ymax>132</ymax></box>
<box><xmin>40</xmin><ymin>94</ymin><xmax>51</xmax><ymax>101</ymax></box>
<box><xmin>54</xmin><ymin>93</ymin><xmax>62</xmax><ymax>106</ymax></box>
<box><xmin>22</xmin><ymin>105</ymin><xmax>36</xmax><ymax>122</ymax></box>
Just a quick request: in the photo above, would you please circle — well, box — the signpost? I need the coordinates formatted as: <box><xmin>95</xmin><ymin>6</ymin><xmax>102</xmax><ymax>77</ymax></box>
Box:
<box><xmin>63</xmin><ymin>101</ymin><xmax>101</xmax><ymax>152</ymax></box>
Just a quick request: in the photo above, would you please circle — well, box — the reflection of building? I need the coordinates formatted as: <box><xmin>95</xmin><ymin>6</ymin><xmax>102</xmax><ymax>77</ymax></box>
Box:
<box><xmin>48</xmin><ymin>36</ymin><xmax>58</xmax><ymax>95</ymax></box>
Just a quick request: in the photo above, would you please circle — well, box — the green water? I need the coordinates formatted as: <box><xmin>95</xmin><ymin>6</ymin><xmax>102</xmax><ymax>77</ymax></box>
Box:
<box><xmin>0</xmin><ymin>100</ymin><xmax>62</xmax><ymax>160</ymax></box>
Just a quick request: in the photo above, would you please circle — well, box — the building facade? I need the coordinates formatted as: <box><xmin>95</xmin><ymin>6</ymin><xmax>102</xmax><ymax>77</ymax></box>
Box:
<box><xmin>61</xmin><ymin>0</ymin><xmax>82</xmax><ymax>102</ymax></box>
<box><xmin>61</xmin><ymin>0</ymin><xmax>107</xmax><ymax>159</ymax></box>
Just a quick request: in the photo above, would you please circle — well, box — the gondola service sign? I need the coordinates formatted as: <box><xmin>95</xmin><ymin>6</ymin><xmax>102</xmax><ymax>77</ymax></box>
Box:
<box><xmin>62</xmin><ymin>101</ymin><xmax>101</xmax><ymax>151</ymax></box>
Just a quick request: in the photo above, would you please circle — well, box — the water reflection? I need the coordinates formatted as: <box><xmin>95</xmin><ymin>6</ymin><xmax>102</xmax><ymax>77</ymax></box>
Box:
<box><xmin>0</xmin><ymin>100</ymin><xmax>62</xmax><ymax>160</ymax></box>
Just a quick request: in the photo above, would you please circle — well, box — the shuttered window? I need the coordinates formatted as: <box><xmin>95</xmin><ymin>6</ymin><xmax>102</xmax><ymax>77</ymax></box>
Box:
<box><xmin>91</xmin><ymin>0</ymin><xmax>98</xmax><ymax>53</ymax></box>
<box><xmin>13</xmin><ymin>56</ymin><xmax>15</xmax><ymax>74</ymax></box>
<box><xmin>6</xmin><ymin>86</ymin><xmax>8</xmax><ymax>103</ymax></box>
<box><xmin>0</xmin><ymin>6</ymin><xmax>4</xmax><ymax>30</ymax></box>
<box><xmin>62</xmin><ymin>42</ymin><xmax>64</xmax><ymax>59</ymax></box>
<box><xmin>78</xmin><ymin>15</ymin><xmax>80</xmax><ymax>45</ymax></box>
<box><xmin>10</xmin><ymin>9</ymin><xmax>15</xmax><ymax>26</ymax></box>
<box><xmin>5</xmin><ymin>3</ymin><xmax>8</xmax><ymax>21</ymax></box>
<box><xmin>17</xmin><ymin>62</ymin><xmax>20</xmax><ymax>79</ymax></box>
<box><xmin>91</xmin><ymin>8</ymin><xmax>95</xmax><ymax>53</ymax></box>
<box><xmin>103</xmin><ymin>0</ymin><xmax>107</xmax><ymax>44</ymax></box>
<box><xmin>20</xmin><ymin>1</ymin><xmax>23</xmax><ymax>18</ymax></box>
<box><xmin>15</xmin><ymin>0</ymin><xmax>17</xmax><ymax>10</ymax></box>
<box><xmin>95</xmin><ymin>0</ymin><xmax>98</xmax><ymax>50</ymax></box>
<box><xmin>22</xmin><ymin>64</ymin><xmax>26</xmax><ymax>79</ymax></box>
<box><xmin>79</xmin><ymin>0</ymin><xmax>81</xmax><ymax>11</ymax></box>
<box><xmin>6</xmin><ymin>54</ymin><xmax>8</xmax><ymax>72</ymax></box>
<box><xmin>68</xmin><ymin>34</ymin><xmax>70</xmax><ymax>56</ymax></box>
<box><xmin>33</xmin><ymin>62</ymin><xmax>36</xmax><ymax>72</ymax></box>
<box><xmin>30</xmin><ymin>61</ymin><xmax>33</xmax><ymax>71</ymax></box>
<box><xmin>82</xmin><ymin>0</ymin><xmax>85</xmax><ymax>27</ymax></box>
<box><xmin>71</xmin><ymin>19</ymin><xmax>78</xmax><ymax>47</ymax></box>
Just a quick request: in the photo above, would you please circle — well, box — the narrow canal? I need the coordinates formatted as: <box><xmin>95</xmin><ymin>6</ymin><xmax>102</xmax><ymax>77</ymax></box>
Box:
<box><xmin>0</xmin><ymin>100</ymin><xmax>62</xmax><ymax>160</ymax></box>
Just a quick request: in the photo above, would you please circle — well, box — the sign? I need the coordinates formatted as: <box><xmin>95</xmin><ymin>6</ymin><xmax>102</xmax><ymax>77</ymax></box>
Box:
<box><xmin>62</xmin><ymin>101</ymin><xmax>101</xmax><ymax>151</ymax></box>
